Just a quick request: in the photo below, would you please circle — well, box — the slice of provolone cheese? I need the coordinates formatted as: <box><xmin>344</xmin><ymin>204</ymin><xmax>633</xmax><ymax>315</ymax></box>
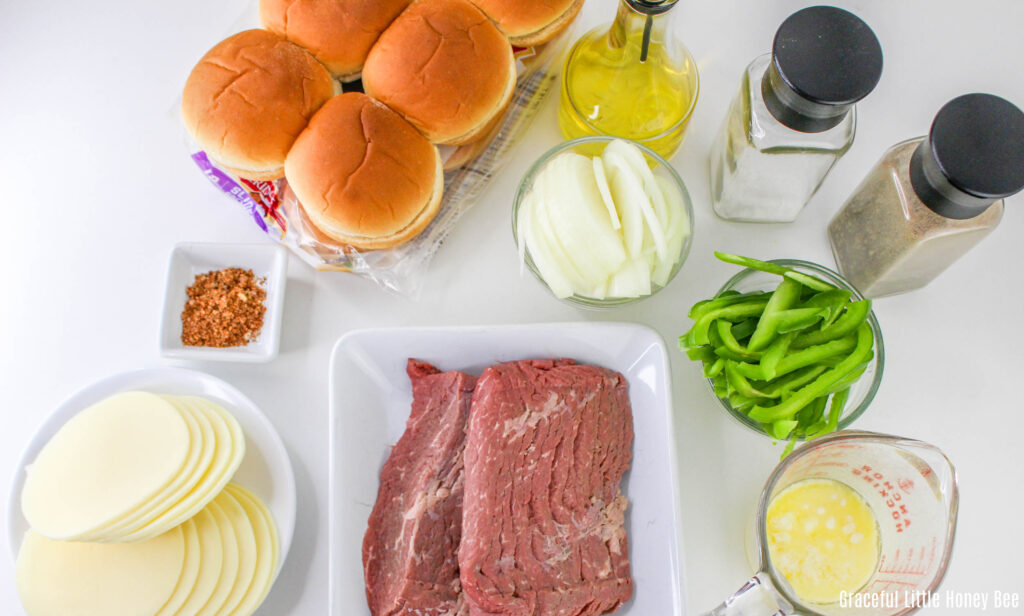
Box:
<box><xmin>170</xmin><ymin>507</ymin><xmax>223</xmax><ymax>616</ymax></box>
<box><xmin>195</xmin><ymin>499</ymin><xmax>241</xmax><ymax>616</ymax></box>
<box><xmin>153</xmin><ymin>518</ymin><xmax>200</xmax><ymax>616</ymax></box>
<box><xmin>225</xmin><ymin>484</ymin><xmax>280</xmax><ymax>616</ymax></box>
<box><xmin>16</xmin><ymin>525</ymin><xmax>185</xmax><ymax>616</ymax></box>
<box><xmin>121</xmin><ymin>397</ymin><xmax>244</xmax><ymax>542</ymax></box>
<box><xmin>214</xmin><ymin>489</ymin><xmax>259</xmax><ymax>616</ymax></box>
<box><xmin>22</xmin><ymin>391</ymin><xmax>192</xmax><ymax>540</ymax></box>
<box><xmin>90</xmin><ymin>397</ymin><xmax>217</xmax><ymax>541</ymax></box>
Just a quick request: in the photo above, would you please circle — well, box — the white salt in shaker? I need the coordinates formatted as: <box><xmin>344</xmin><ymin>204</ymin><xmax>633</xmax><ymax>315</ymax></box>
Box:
<box><xmin>708</xmin><ymin>6</ymin><xmax>883</xmax><ymax>223</ymax></box>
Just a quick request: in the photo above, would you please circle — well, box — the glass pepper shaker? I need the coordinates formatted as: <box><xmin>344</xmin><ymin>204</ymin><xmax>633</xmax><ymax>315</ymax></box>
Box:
<box><xmin>708</xmin><ymin>6</ymin><xmax>883</xmax><ymax>222</ymax></box>
<box><xmin>828</xmin><ymin>93</ymin><xmax>1024</xmax><ymax>298</ymax></box>
<box><xmin>558</xmin><ymin>0</ymin><xmax>699</xmax><ymax>158</ymax></box>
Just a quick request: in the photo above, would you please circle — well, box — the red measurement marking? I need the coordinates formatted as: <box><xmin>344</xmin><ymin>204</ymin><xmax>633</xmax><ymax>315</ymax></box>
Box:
<box><xmin>876</xmin><ymin>542</ymin><xmax>934</xmax><ymax>577</ymax></box>
<box><xmin>810</xmin><ymin>461</ymin><xmax>847</xmax><ymax>469</ymax></box>
<box><xmin>867</xmin><ymin>579</ymin><xmax>921</xmax><ymax>592</ymax></box>
<box><xmin>851</xmin><ymin>466</ymin><xmax>915</xmax><ymax>530</ymax></box>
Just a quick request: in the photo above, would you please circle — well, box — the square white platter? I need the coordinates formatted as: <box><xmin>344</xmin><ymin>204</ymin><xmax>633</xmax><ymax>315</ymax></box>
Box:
<box><xmin>160</xmin><ymin>242</ymin><xmax>288</xmax><ymax>362</ymax></box>
<box><xmin>328</xmin><ymin>322</ymin><xmax>687</xmax><ymax>616</ymax></box>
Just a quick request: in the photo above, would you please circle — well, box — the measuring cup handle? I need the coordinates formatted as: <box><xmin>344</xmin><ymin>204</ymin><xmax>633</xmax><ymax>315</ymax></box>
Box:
<box><xmin>700</xmin><ymin>572</ymin><xmax>792</xmax><ymax>616</ymax></box>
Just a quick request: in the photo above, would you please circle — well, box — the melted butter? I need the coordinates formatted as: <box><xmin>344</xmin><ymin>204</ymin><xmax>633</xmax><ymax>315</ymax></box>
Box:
<box><xmin>766</xmin><ymin>479</ymin><xmax>879</xmax><ymax>604</ymax></box>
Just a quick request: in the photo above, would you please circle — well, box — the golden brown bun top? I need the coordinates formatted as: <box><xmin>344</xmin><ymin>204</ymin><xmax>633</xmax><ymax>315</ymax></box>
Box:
<box><xmin>362</xmin><ymin>0</ymin><xmax>514</xmax><ymax>144</ymax></box>
<box><xmin>259</xmin><ymin>0</ymin><xmax>412</xmax><ymax>79</ymax></box>
<box><xmin>181</xmin><ymin>29</ymin><xmax>336</xmax><ymax>173</ymax></box>
<box><xmin>469</xmin><ymin>0</ymin><xmax>578</xmax><ymax>43</ymax></box>
<box><xmin>284</xmin><ymin>93</ymin><xmax>440</xmax><ymax>239</ymax></box>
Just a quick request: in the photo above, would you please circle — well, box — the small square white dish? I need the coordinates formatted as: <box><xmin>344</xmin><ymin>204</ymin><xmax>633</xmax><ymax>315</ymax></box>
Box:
<box><xmin>160</xmin><ymin>242</ymin><xmax>287</xmax><ymax>362</ymax></box>
<box><xmin>328</xmin><ymin>322</ymin><xmax>687</xmax><ymax>616</ymax></box>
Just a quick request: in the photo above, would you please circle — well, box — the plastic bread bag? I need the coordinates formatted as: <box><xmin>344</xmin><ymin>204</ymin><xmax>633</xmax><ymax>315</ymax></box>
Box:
<box><xmin>183</xmin><ymin>20</ymin><xmax>575</xmax><ymax>298</ymax></box>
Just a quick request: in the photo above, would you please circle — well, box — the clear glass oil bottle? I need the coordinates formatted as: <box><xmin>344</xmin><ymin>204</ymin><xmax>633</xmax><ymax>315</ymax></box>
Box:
<box><xmin>558</xmin><ymin>0</ymin><xmax>699</xmax><ymax>159</ymax></box>
<box><xmin>829</xmin><ymin>94</ymin><xmax>1024</xmax><ymax>298</ymax></box>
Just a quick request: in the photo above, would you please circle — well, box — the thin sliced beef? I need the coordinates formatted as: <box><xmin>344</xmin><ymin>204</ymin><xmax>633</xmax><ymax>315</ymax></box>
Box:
<box><xmin>363</xmin><ymin>359</ymin><xmax>477</xmax><ymax>616</ymax></box>
<box><xmin>459</xmin><ymin>359</ymin><xmax>634</xmax><ymax>616</ymax></box>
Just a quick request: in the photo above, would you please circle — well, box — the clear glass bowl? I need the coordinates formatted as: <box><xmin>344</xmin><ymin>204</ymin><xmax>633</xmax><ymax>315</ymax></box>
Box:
<box><xmin>512</xmin><ymin>136</ymin><xmax>695</xmax><ymax>309</ymax></box>
<box><xmin>710</xmin><ymin>259</ymin><xmax>885</xmax><ymax>440</ymax></box>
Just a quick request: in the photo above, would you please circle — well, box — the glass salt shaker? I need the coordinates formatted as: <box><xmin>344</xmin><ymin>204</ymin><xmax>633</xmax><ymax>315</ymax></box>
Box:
<box><xmin>708</xmin><ymin>6</ymin><xmax>883</xmax><ymax>223</ymax></box>
<box><xmin>828</xmin><ymin>93</ymin><xmax>1024</xmax><ymax>298</ymax></box>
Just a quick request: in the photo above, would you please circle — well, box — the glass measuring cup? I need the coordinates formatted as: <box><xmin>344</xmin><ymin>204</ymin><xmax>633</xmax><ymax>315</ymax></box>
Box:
<box><xmin>704</xmin><ymin>431</ymin><xmax>958</xmax><ymax>616</ymax></box>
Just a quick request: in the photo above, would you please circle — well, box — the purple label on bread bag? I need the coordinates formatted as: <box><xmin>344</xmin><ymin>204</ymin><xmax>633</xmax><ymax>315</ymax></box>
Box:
<box><xmin>190</xmin><ymin>151</ymin><xmax>268</xmax><ymax>233</ymax></box>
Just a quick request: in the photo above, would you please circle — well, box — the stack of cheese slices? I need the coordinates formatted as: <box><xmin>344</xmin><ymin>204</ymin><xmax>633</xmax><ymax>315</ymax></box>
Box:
<box><xmin>15</xmin><ymin>391</ymin><xmax>280</xmax><ymax>616</ymax></box>
<box><xmin>181</xmin><ymin>0</ymin><xmax>581</xmax><ymax>251</ymax></box>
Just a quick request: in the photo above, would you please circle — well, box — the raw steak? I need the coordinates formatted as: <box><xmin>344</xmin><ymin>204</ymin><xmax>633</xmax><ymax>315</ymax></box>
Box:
<box><xmin>459</xmin><ymin>359</ymin><xmax>634</xmax><ymax>616</ymax></box>
<box><xmin>363</xmin><ymin>359</ymin><xmax>477</xmax><ymax>616</ymax></box>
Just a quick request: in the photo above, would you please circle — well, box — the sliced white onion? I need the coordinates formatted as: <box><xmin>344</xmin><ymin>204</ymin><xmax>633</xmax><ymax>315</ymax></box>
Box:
<box><xmin>651</xmin><ymin>175</ymin><xmax>690</xmax><ymax>287</ymax></box>
<box><xmin>606</xmin><ymin>139</ymin><xmax>667</xmax><ymax>219</ymax></box>
<box><xmin>603</xmin><ymin>150</ymin><xmax>668</xmax><ymax>263</ymax></box>
<box><xmin>608</xmin><ymin>258</ymin><xmax>652</xmax><ymax>298</ymax></box>
<box><xmin>540</xmin><ymin>153</ymin><xmax>626</xmax><ymax>287</ymax></box>
<box><xmin>601</xmin><ymin>151</ymin><xmax>644</xmax><ymax>258</ymax></box>
<box><xmin>591</xmin><ymin>156</ymin><xmax>621</xmax><ymax>230</ymax></box>
<box><xmin>657</xmin><ymin>174</ymin><xmax>690</xmax><ymax>250</ymax></box>
<box><xmin>517</xmin><ymin>141</ymin><xmax>690</xmax><ymax>300</ymax></box>
<box><xmin>519</xmin><ymin>192</ymin><xmax>573</xmax><ymax>298</ymax></box>
<box><xmin>534</xmin><ymin>178</ymin><xmax>595</xmax><ymax>293</ymax></box>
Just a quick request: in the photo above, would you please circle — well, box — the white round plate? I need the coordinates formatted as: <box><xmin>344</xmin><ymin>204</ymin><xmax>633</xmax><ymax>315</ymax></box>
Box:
<box><xmin>6</xmin><ymin>367</ymin><xmax>296</xmax><ymax>575</ymax></box>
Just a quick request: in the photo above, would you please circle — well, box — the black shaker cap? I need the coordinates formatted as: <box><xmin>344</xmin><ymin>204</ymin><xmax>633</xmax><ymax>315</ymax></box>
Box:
<box><xmin>762</xmin><ymin>6</ymin><xmax>883</xmax><ymax>133</ymax></box>
<box><xmin>911</xmin><ymin>94</ymin><xmax>1024</xmax><ymax>219</ymax></box>
<box><xmin>625</xmin><ymin>0</ymin><xmax>676</xmax><ymax>15</ymax></box>
<box><xmin>932</xmin><ymin>94</ymin><xmax>1024</xmax><ymax>198</ymax></box>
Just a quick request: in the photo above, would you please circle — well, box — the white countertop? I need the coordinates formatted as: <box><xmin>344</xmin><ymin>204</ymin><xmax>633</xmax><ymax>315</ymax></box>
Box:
<box><xmin>1</xmin><ymin>0</ymin><xmax>1022</xmax><ymax>614</ymax></box>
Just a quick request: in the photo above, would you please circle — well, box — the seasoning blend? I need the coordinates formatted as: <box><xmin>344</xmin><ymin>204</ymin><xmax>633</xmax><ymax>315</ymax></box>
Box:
<box><xmin>829</xmin><ymin>94</ymin><xmax>1024</xmax><ymax>298</ymax></box>
<box><xmin>182</xmin><ymin>267</ymin><xmax>267</xmax><ymax>347</ymax></box>
<box><xmin>708</xmin><ymin>6</ymin><xmax>883</xmax><ymax>223</ymax></box>
<box><xmin>558</xmin><ymin>0</ymin><xmax>699</xmax><ymax>158</ymax></box>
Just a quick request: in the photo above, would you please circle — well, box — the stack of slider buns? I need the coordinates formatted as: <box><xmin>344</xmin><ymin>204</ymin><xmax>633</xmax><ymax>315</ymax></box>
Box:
<box><xmin>182</xmin><ymin>0</ymin><xmax>577</xmax><ymax>250</ymax></box>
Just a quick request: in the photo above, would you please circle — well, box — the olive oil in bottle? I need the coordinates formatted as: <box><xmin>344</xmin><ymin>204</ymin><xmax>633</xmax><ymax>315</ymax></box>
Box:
<box><xmin>559</xmin><ymin>0</ymin><xmax>699</xmax><ymax>158</ymax></box>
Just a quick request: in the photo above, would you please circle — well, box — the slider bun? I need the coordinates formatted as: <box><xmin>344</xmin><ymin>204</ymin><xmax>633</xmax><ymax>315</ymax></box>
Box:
<box><xmin>443</xmin><ymin>136</ymin><xmax>488</xmax><ymax>172</ymax></box>
<box><xmin>362</xmin><ymin>0</ymin><xmax>516</xmax><ymax>146</ymax></box>
<box><xmin>181</xmin><ymin>29</ymin><xmax>337</xmax><ymax>180</ymax></box>
<box><xmin>284</xmin><ymin>93</ymin><xmax>443</xmax><ymax>250</ymax></box>
<box><xmin>470</xmin><ymin>0</ymin><xmax>583</xmax><ymax>47</ymax></box>
<box><xmin>442</xmin><ymin>98</ymin><xmax>510</xmax><ymax>171</ymax></box>
<box><xmin>259</xmin><ymin>0</ymin><xmax>412</xmax><ymax>82</ymax></box>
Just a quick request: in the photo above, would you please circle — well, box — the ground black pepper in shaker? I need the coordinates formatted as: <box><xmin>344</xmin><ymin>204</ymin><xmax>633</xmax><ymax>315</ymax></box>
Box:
<box><xmin>827</xmin><ymin>94</ymin><xmax>1024</xmax><ymax>298</ymax></box>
